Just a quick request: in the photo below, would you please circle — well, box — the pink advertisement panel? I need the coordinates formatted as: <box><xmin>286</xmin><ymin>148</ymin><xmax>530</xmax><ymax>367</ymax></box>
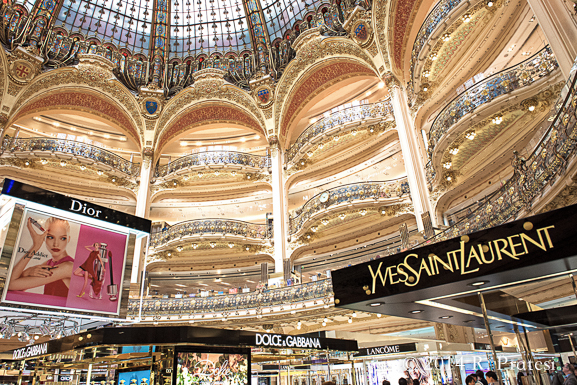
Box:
<box><xmin>3</xmin><ymin>210</ymin><xmax>128</xmax><ymax>315</ymax></box>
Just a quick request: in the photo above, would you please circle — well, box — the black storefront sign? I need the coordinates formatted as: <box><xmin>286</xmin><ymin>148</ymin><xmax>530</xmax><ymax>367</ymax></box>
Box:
<box><xmin>354</xmin><ymin>343</ymin><xmax>417</xmax><ymax>357</ymax></box>
<box><xmin>331</xmin><ymin>203</ymin><xmax>577</xmax><ymax>306</ymax></box>
<box><xmin>9</xmin><ymin>326</ymin><xmax>359</xmax><ymax>359</ymax></box>
<box><xmin>262</xmin><ymin>365</ymin><xmax>311</xmax><ymax>370</ymax></box>
<box><xmin>1</xmin><ymin>179</ymin><xmax>151</xmax><ymax>232</ymax></box>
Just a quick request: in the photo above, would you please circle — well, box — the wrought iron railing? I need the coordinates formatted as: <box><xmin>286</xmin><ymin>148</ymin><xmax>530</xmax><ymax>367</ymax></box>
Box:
<box><xmin>128</xmin><ymin>279</ymin><xmax>333</xmax><ymax>319</ymax></box>
<box><xmin>286</xmin><ymin>101</ymin><xmax>394</xmax><ymax>165</ymax></box>
<box><xmin>421</xmin><ymin>59</ymin><xmax>577</xmax><ymax>245</ymax></box>
<box><xmin>289</xmin><ymin>179</ymin><xmax>410</xmax><ymax>235</ymax></box>
<box><xmin>154</xmin><ymin>151</ymin><xmax>271</xmax><ymax>179</ymax></box>
<box><xmin>410</xmin><ymin>0</ymin><xmax>473</xmax><ymax>88</ymax></box>
<box><xmin>428</xmin><ymin>47</ymin><xmax>557</xmax><ymax>153</ymax></box>
<box><xmin>151</xmin><ymin>218</ymin><xmax>271</xmax><ymax>249</ymax></box>
<box><xmin>1</xmin><ymin>137</ymin><xmax>140</xmax><ymax>176</ymax></box>
<box><xmin>426</xmin><ymin>47</ymin><xmax>558</xmax><ymax>187</ymax></box>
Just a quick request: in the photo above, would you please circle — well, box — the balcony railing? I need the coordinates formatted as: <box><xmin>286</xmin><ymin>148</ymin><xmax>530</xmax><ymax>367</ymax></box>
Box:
<box><xmin>286</xmin><ymin>101</ymin><xmax>394</xmax><ymax>166</ymax></box>
<box><xmin>289</xmin><ymin>178</ymin><xmax>411</xmax><ymax>235</ymax></box>
<box><xmin>1</xmin><ymin>137</ymin><xmax>140</xmax><ymax>176</ymax></box>
<box><xmin>128</xmin><ymin>279</ymin><xmax>333</xmax><ymax>319</ymax></box>
<box><xmin>421</xmin><ymin>58</ymin><xmax>577</xmax><ymax>245</ymax></box>
<box><xmin>155</xmin><ymin>151</ymin><xmax>271</xmax><ymax>179</ymax></box>
<box><xmin>428</xmin><ymin>47</ymin><xmax>557</xmax><ymax>155</ymax></box>
<box><xmin>151</xmin><ymin>218</ymin><xmax>271</xmax><ymax>249</ymax></box>
<box><xmin>426</xmin><ymin>47</ymin><xmax>558</xmax><ymax>187</ymax></box>
<box><xmin>410</xmin><ymin>0</ymin><xmax>470</xmax><ymax>88</ymax></box>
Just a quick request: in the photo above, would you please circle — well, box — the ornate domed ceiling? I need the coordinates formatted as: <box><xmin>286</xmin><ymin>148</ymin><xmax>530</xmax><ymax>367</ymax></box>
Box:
<box><xmin>5</xmin><ymin>0</ymin><xmax>354</xmax><ymax>94</ymax></box>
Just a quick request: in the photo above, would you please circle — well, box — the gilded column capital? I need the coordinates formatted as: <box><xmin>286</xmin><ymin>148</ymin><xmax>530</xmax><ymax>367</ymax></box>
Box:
<box><xmin>383</xmin><ymin>72</ymin><xmax>401</xmax><ymax>90</ymax></box>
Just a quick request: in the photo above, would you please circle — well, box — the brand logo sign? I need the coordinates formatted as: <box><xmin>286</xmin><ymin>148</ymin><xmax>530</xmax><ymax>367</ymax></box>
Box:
<box><xmin>69</xmin><ymin>199</ymin><xmax>103</xmax><ymax>218</ymax></box>
<box><xmin>367</xmin><ymin>225</ymin><xmax>555</xmax><ymax>293</ymax></box>
<box><xmin>255</xmin><ymin>333</ymin><xmax>322</xmax><ymax>349</ymax></box>
<box><xmin>355</xmin><ymin>343</ymin><xmax>417</xmax><ymax>357</ymax></box>
<box><xmin>13</xmin><ymin>343</ymin><xmax>48</xmax><ymax>359</ymax></box>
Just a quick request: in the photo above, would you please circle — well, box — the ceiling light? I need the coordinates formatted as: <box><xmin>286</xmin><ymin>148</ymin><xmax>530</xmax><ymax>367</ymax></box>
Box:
<box><xmin>528</xmin><ymin>105</ymin><xmax>536</xmax><ymax>111</ymax></box>
<box><xmin>465</xmin><ymin>130</ymin><xmax>476</xmax><ymax>140</ymax></box>
<box><xmin>60</xmin><ymin>160</ymin><xmax>67</xmax><ymax>167</ymax></box>
<box><xmin>24</xmin><ymin>161</ymin><xmax>30</xmax><ymax>166</ymax></box>
<box><xmin>486</xmin><ymin>0</ymin><xmax>493</xmax><ymax>6</ymax></box>
<box><xmin>470</xmin><ymin>281</ymin><xmax>488</xmax><ymax>286</ymax></box>
<box><xmin>192</xmin><ymin>243</ymin><xmax>198</xmax><ymax>249</ymax></box>
<box><xmin>210</xmin><ymin>242</ymin><xmax>216</xmax><ymax>248</ymax></box>
<box><xmin>360</xmin><ymin>209</ymin><xmax>367</xmax><ymax>216</ymax></box>
<box><xmin>321</xmin><ymin>219</ymin><xmax>329</xmax><ymax>225</ymax></box>
<box><xmin>439</xmin><ymin>315</ymin><xmax>453</xmax><ymax>319</ymax></box>
<box><xmin>322</xmin><ymin>322</ymin><xmax>326</xmax><ymax>326</ymax></box>
<box><xmin>442</xmin><ymin>33</ymin><xmax>450</xmax><ymax>42</ymax></box>
<box><xmin>311</xmin><ymin>226</ymin><xmax>318</xmax><ymax>232</ymax></box>
<box><xmin>348</xmin><ymin>318</ymin><xmax>352</xmax><ymax>323</ymax></box>
<box><xmin>446</xmin><ymin>176</ymin><xmax>452</xmax><ymax>181</ymax></box>
<box><xmin>80</xmin><ymin>165</ymin><xmax>86</xmax><ymax>170</ymax></box>
<box><xmin>365</xmin><ymin>90</ymin><xmax>372</xmax><ymax>96</ymax></box>
<box><xmin>409</xmin><ymin>310</ymin><xmax>424</xmax><ymax>314</ymax></box>
<box><xmin>228</xmin><ymin>242</ymin><xmax>234</xmax><ymax>248</ymax></box>
<box><xmin>377</xmin><ymin>314</ymin><xmax>382</xmax><ymax>318</ymax></box>
<box><xmin>378</xmin><ymin>81</ymin><xmax>385</xmax><ymax>88</ymax></box>
<box><xmin>463</xmin><ymin>14</ymin><xmax>471</xmax><ymax>22</ymax></box>
<box><xmin>97</xmin><ymin>170</ymin><xmax>103</xmax><ymax>175</ymax></box>
<box><xmin>177</xmin><ymin>246</ymin><xmax>183</xmax><ymax>252</ymax></box>
<box><xmin>352</xmin><ymin>312</ymin><xmax>357</xmax><ymax>317</ymax></box>
<box><xmin>297</xmin><ymin>321</ymin><xmax>301</xmax><ymax>327</ymax></box>
<box><xmin>429</xmin><ymin>53</ymin><xmax>437</xmax><ymax>61</ymax></box>
<box><xmin>369</xmin><ymin>302</ymin><xmax>382</xmax><ymax>307</ymax></box>
<box><xmin>443</xmin><ymin>162</ymin><xmax>452</xmax><ymax>169</ymax></box>
<box><xmin>40</xmin><ymin>159</ymin><xmax>48</xmax><ymax>165</ymax></box>
<box><xmin>167</xmin><ymin>252</ymin><xmax>171</xmax><ymax>257</ymax></box>
<box><xmin>423</xmin><ymin>70</ymin><xmax>430</xmax><ymax>78</ymax></box>
<box><xmin>449</xmin><ymin>147</ymin><xmax>459</xmax><ymax>155</ymax></box>
<box><xmin>309</xmin><ymin>118</ymin><xmax>317</xmax><ymax>124</ymax></box>
<box><xmin>339</xmin><ymin>213</ymin><xmax>346</xmax><ymax>220</ymax></box>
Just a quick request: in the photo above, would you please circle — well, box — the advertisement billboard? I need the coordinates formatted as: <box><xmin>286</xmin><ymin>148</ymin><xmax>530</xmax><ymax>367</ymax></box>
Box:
<box><xmin>2</xmin><ymin>209</ymin><xmax>128</xmax><ymax>315</ymax></box>
<box><xmin>176</xmin><ymin>352</ymin><xmax>249</xmax><ymax>385</ymax></box>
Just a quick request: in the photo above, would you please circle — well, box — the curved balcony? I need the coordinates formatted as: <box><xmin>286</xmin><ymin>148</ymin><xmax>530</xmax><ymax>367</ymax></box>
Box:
<box><xmin>426</xmin><ymin>47</ymin><xmax>558</xmax><ymax>187</ymax></box>
<box><xmin>154</xmin><ymin>151</ymin><xmax>271</xmax><ymax>180</ymax></box>
<box><xmin>286</xmin><ymin>101</ymin><xmax>394</xmax><ymax>167</ymax></box>
<box><xmin>0</xmin><ymin>137</ymin><xmax>140</xmax><ymax>176</ymax></box>
<box><xmin>423</xmin><ymin>58</ymin><xmax>577</xmax><ymax>245</ymax></box>
<box><xmin>410</xmin><ymin>0</ymin><xmax>482</xmax><ymax>91</ymax></box>
<box><xmin>128</xmin><ymin>279</ymin><xmax>333</xmax><ymax>320</ymax></box>
<box><xmin>150</xmin><ymin>218</ymin><xmax>271</xmax><ymax>250</ymax></box>
<box><xmin>289</xmin><ymin>178</ymin><xmax>411</xmax><ymax>235</ymax></box>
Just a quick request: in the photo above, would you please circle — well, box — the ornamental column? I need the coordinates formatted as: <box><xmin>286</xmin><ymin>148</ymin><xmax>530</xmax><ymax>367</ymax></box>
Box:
<box><xmin>131</xmin><ymin>149</ymin><xmax>154</xmax><ymax>284</ymax></box>
<box><xmin>269</xmin><ymin>136</ymin><xmax>288</xmax><ymax>274</ymax></box>
<box><xmin>526</xmin><ymin>0</ymin><xmax>577</xmax><ymax>78</ymax></box>
<box><xmin>386</xmin><ymin>74</ymin><xmax>435</xmax><ymax>231</ymax></box>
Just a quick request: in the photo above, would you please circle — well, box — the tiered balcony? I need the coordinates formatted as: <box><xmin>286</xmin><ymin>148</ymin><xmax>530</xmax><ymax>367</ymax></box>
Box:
<box><xmin>289</xmin><ymin>178</ymin><xmax>411</xmax><ymax>236</ymax></box>
<box><xmin>150</xmin><ymin>219</ymin><xmax>271</xmax><ymax>251</ymax></box>
<box><xmin>285</xmin><ymin>101</ymin><xmax>394</xmax><ymax>169</ymax></box>
<box><xmin>128</xmin><ymin>279</ymin><xmax>333</xmax><ymax>321</ymax></box>
<box><xmin>424</xmin><ymin>60</ymin><xmax>577</xmax><ymax>244</ymax></box>
<box><xmin>426</xmin><ymin>47</ymin><xmax>558</xmax><ymax>187</ymax></box>
<box><xmin>0</xmin><ymin>137</ymin><xmax>140</xmax><ymax>176</ymax></box>
<box><xmin>154</xmin><ymin>151</ymin><xmax>271</xmax><ymax>181</ymax></box>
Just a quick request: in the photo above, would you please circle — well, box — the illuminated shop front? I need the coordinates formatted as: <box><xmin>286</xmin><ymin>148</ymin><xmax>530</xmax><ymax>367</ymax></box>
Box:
<box><xmin>0</xmin><ymin>326</ymin><xmax>357</xmax><ymax>385</ymax></box>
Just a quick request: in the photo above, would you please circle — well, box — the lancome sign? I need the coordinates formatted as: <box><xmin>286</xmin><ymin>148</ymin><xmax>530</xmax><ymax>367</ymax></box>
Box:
<box><xmin>355</xmin><ymin>343</ymin><xmax>417</xmax><ymax>357</ymax></box>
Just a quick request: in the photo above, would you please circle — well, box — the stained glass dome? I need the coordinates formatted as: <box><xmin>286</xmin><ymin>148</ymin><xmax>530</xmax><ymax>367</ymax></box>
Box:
<box><xmin>5</xmin><ymin>0</ymin><xmax>355</xmax><ymax>93</ymax></box>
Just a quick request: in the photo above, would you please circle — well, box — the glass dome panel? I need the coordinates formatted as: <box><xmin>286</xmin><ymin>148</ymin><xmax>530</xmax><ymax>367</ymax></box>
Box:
<box><xmin>56</xmin><ymin>0</ymin><xmax>153</xmax><ymax>54</ymax></box>
<box><xmin>261</xmin><ymin>0</ymin><xmax>325</xmax><ymax>42</ymax></box>
<box><xmin>13</xmin><ymin>0</ymin><xmax>35</xmax><ymax>12</ymax></box>
<box><xmin>170</xmin><ymin>0</ymin><xmax>250</xmax><ymax>58</ymax></box>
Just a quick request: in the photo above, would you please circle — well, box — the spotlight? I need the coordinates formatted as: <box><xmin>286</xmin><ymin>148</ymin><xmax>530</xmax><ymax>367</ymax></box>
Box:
<box><xmin>348</xmin><ymin>318</ymin><xmax>352</xmax><ymax>323</ymax></box>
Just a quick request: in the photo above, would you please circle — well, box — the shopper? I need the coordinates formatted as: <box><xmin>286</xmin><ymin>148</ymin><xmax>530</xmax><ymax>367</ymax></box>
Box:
<box><xmin>399</xmin><ymin>378</ymin><xmax>408</xmax><ymax>385</ymax></box>
<box><xmin>383</xmin><ymin>381</ymin><xmax>390</xmax><ymax>385</ymax></box>
<box><xmin>562</xmin><ymin>364</ymin><xmax>577</xmax><ymax>385</ymax></box>
<box><xmin>517</xmin><ymin>372</ymin><xmax>524</xmax><ymax>385</ymax></box>
<box><xmin>465</xmin><ymin>375</ymin><xmax>477</xmax><ymax>385</ymax></box>
<box><xmin>413</xmin><ymin>379</ymin><xmax>419</xmax><ymax>385</ymax></box>
<box><xmin>486</xmin><ymin>371</ymin><xmax>498</xmax><ymax>385</ymax></box>
<box><xmin>476</xmin><ymin>370</ymin><xmax>489</xmax><ymax>385</ymax></box>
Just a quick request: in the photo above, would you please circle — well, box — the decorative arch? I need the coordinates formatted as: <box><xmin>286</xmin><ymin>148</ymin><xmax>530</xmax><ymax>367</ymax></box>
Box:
<box><xmin>390</xmin><ymin>0</ymin><xmax>424</xmax><ymax>73</ymax></box>
<box><xmin>273</xmin><ymin>34</ymin><xmax>378</xmax><ymax>146</ymax></box>
<box><xmin>155</xmin><ymin>71</ymin><xmax>266</xmax><ymax>152</ymax></box>
<box><xmin>156</xmin><ymin>102</ymin><xmax>265</xmax><ymax>156</ymax></box>
<box><xmin>8</xmin><ymin>90</ymin><xmax>141</xmax><ymax>148</ymax></box>
<box><xmin>279</xmin><ymin>60</ymin><xmax>377</xmax><ymax>140</ymax></box>
<box><xmin>9</xmin><ymin>64</ymin><xmax>145</xmax><ymax>145</ymax></box>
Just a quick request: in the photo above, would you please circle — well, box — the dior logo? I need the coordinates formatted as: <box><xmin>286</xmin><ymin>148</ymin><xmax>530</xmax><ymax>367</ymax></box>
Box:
<box><xmin>70</xmin><ymin>199</ymin><xmax>102</xmax><ymax>218</ymax></box>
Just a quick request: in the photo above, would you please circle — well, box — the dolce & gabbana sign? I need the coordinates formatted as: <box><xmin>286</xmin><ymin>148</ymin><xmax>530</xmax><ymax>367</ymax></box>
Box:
<box><xmin>355</xmin><ymin>343</ymin><xmax>417</xmax><ymax>357</ymax></box>
<box><xmin>255</xmin><ymin>333</ymin><xmax>322</xmax><ymax>349</ymax></box>
<box><xmin>13</xmin><ymin>343</ymin><xmax>48</xmax><ymax>359</ymax></box>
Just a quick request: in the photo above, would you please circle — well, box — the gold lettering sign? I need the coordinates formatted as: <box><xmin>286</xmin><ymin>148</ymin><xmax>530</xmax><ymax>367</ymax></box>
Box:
<box><xmin>368</xmin><ymin>225</ymin><xmax>555</xmax><ymax>293</ymax></box>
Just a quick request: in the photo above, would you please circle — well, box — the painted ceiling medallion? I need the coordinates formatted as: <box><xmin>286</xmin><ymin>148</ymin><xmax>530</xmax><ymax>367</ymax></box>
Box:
<box><xmin>351</xmin><ymin>20</ymin><xmax>373</xmax><ymax>47</ymax></box>
<box><xmin>142</xmin><ymin>97</ymin><xmax>162</xmax><ymax>117</ymax></box>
